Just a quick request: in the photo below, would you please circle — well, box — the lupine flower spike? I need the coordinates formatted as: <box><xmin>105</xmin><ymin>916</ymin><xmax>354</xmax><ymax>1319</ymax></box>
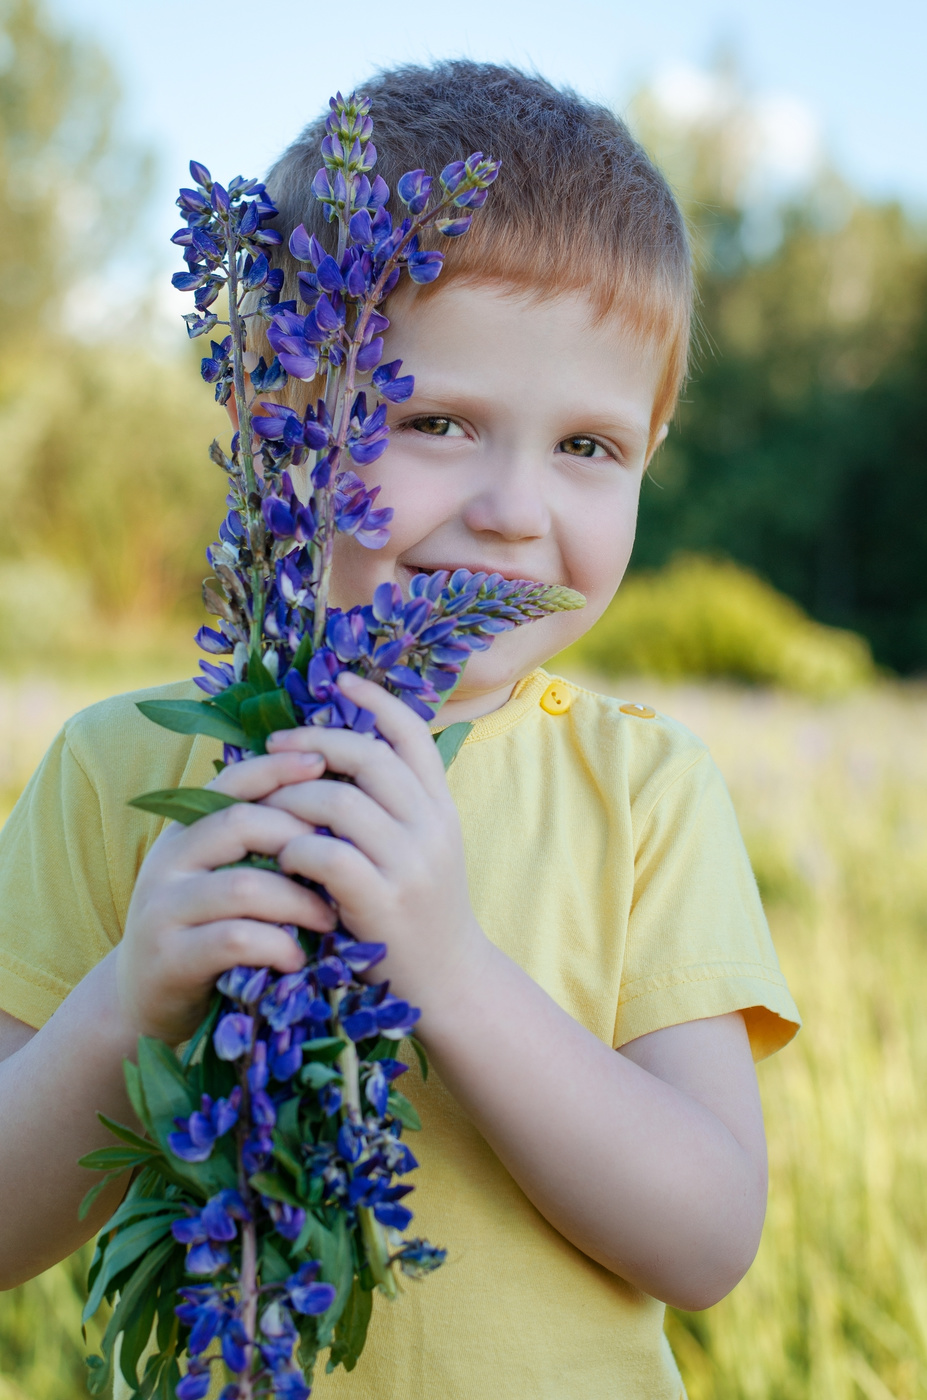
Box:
<box><xmin>80</xmin><ymin>90</ymin><xmax>583</xmax><ymax>1400</ymax></box>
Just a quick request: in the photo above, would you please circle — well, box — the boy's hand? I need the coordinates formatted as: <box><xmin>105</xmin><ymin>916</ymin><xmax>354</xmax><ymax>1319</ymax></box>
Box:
<box><xmin>263</xmin><ymin>672</ymin><xmax>488</xmax><ymax>1013</ymax></box>
<box><xmin>117</xmin><ymin>751</ymin><xmax>337</xmax><ymax>1045</ymax></box>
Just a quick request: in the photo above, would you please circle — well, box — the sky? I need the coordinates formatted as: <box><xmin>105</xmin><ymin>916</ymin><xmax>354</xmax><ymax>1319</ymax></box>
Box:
<box><xmin>44</xmin><ymin>0</ymin><xmax>927</xmax><ymax>322</ymax></box>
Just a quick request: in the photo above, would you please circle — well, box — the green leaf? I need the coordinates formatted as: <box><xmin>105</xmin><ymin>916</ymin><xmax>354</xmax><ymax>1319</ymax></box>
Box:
<box><xmin>97</xmin><ymin>1113</ymin><xmax>161</xmax><ymax>1155</ymax></box>
<box><xmin>82</xmin><ymin>1212</ymin><xmax>178</xmax><ymax>1324</ymax></box>
<box><xmin>299</xmin><ymin>1061</ymin><xmax>342</xmax><ymax>1090</ymax></box>
<box><xmin>179</xmin><ymin>994</ymin><xmax>222</xmax><ymax>1070</ymax></box>
<box><xmin>291</xmin><ymin>632</ymin><xmax>313</xmax><ymax>678</ymax></box>
<box><xmin>96</xmin><ymin>1195</ymin><xmax>184</xmax><ymax>1239</ymax></box>
<box><xmin>137</xmin><ymin>1352</ymin><xmax>168</xmax><ymax>1400</ymax></box>
<box><xmin>208</xmin><ymin>680</ymin><xmax>256</xmax><ymax>721</ymax></box>
<box><xmin>136</xmin><ymin>698</ymin><xmax>248</xmax><ymax>746</ymax></box>
<box><xmin>135</xmin><ymin>1037</ymin><xmax>192</xmax><ymax>1145</ymax></box>
<box><xmin>136</xmin><ymin>1037</ymin><xmax>234</xmax><ymax>1193</ymax></box>
<box><xmin>128</xmin><ymin>786</ymin><xmax>242</xmax><ymax>826</ymax></box>
<box><xmin>123</xmin><ymin>1059</ymin><xmax>154</xmax><ymax>1136</ymax></box>
<box><xmin>239</xmin><ymin>688</ymin><xmax>298</xmax><ymax>754</ymax></box>
<box><xmin>119</xmin><ymin>1284</ymin><xmax>158</xmax><ymax>1390</ymax></box>
<box><xmin>248</xmin><ymin>1171</ymin><xmax>305</xmax><ymax>1208</ymax></box>
<box><xmin>387</xmin><ymin>1090</ymin><xmax>421</xmax><ymax>1132</ymax></box>
<box><xmin>434</xmin><ymin>720</ymin><xmax>473</xmax><ymax>770</ymax></box>
<box><xmin>303</xmin><ymin>1036</ymin><xmax>348</xmax><ymax>1064</ymax></box>
<box><xmin>212</xmin><ymin>758</ymin><xmax>226</xmax><ymax>775</ymax></box>
<box><xmin>327</xmin><ymin>1276</ymin><xmax>373</xmax><ymax>1373</ymax></box>
<box><xmin>85</xmin><ymin>1351</ymin><xmax>111</xmax><ymax>1397</ymax></box>
<box><xmin>248</xmin><ymin>649</ymin><xmax>279</xmax><ymax>693</ymax></box>
<box><xmin>78</xmin><ymin>1144</ymin><xmax>159</xmax><ymax>1173</ymax></box>
<box><xmin>259</xmin><ymin>1237</ymin><xmax>293</xmax><ymax>1284</ymax></box>
<box><xmin>78</xmin><ymin>1170</ymin><xmax>123</xmax><ymax>1222</ymax></box>
<box><xmin>297</xmin><ymin>1213</ymin><xmax>352</xmax><ymax>1349</ymax></box>
<box><xmin>155</xmin><ymin>1249</ymin><xmax>184</xmax><ymax>1352</ymax></box>
<box><xmin>364</xmin><ymin>1035</ymin><xmax>397</xmax><ymax>1062</ymax></box>
<box><xmin>155</xmin><ymin>1356</ymin><xmax>181</xmax><ymax>1400</ymax></box>
<box><xmin>407</xmin><ymin>1035</ymin><xmax>429</xmax><ymax>1083</ymax></box>
<box><xmin>86</xmin><ymin>1178</ymin><xmax>173</xmax><ymax>1291</ymax></box>
<box><xmin>272</xmin><ymin>1132</ymin><xmax>306</xmax><ymax>1186</ymax></box>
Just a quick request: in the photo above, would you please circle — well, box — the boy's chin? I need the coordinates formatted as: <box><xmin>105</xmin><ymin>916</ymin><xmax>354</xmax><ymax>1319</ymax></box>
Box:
<box><xmin>454</xmin><ymin>630</ymin><xmax>556</xmax><ymax>702</ymax></box>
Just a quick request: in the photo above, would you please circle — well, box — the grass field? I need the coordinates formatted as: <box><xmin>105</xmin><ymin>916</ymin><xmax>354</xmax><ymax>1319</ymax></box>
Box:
<box><xmin>1</xmin><ymin>667</ymin><xmax>925</xmax><ymax>1399</ymax></box>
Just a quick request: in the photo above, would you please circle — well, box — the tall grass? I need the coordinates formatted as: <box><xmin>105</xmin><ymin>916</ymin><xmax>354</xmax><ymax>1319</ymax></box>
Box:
<box><xmin>1</xmin><ymin>669</ymin><xmax>925</xmax><ymax>1398</ymax></box>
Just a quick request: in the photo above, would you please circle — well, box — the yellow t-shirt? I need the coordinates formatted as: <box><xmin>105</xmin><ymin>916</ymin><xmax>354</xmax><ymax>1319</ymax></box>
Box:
<box><xmin>0</xmin><ymin>668</ymin><xmax>799</xmax><ymax>1400</ymax></box>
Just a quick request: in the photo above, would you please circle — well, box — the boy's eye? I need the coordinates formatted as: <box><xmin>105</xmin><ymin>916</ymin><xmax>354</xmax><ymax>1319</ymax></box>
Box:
<box><xmin>408</xmin><ymin>416</ymin><xmax>464</xmax><ymax>437</ymax></box>
<box><xmin>557</xmin><ymin>435</ymin><xmax>607</xmax><ymax>458</ymax></box>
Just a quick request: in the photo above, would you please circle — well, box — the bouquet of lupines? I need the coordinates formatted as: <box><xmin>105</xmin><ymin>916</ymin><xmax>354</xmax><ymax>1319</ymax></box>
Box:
<box><xmin>80</xmin><ymin>92</ymin><xmax>583</xmax><ymax>1400</ymax></box>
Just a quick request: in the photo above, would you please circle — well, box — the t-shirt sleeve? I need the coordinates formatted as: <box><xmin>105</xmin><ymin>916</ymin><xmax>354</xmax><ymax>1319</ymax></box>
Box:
<box><xmin>0</xmin><ymin>727</ymin><xmax>122</xmax><ymax>1029</ymax></box>
<box><xmin>615</xmin><ymin>748</ymin><xmax>800</xmax><ymax>1060</ymax></box>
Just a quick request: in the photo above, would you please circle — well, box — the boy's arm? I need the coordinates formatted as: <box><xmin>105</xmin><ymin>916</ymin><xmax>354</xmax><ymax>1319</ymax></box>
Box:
<box><xmin>421</xmin><ymin>967</ymin><xmax>766</xmax><ymax>1311</ymax></box>
<box><xmin>264</xmin><ymin>674</ymin><xmax>767</xmax><ymax>1311</ymax></box>
<box><xmin>0</xmin><ymin>749</ymin><xmax>335</xmax><ymax>1291</ymax></box>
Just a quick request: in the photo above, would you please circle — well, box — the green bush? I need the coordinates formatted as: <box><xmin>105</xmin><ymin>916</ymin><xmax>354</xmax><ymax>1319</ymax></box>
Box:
<box><xmin>557</xmin><ymin>555</ymin><xmax>876</xmax><ymax>696</ymax></box>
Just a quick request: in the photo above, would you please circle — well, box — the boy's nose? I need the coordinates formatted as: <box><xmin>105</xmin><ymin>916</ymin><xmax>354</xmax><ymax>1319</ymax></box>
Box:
<box><xmin>461</xmin><ymin>470</ymin><xmax>552</xmax><ymax>542</ymax></box>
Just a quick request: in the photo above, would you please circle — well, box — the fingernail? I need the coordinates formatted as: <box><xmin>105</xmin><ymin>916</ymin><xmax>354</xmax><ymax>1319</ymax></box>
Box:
<box><xmin>337</xmin><ymin>670</ymin><xmax>361</xmax><ymax>689</ymax></box>
<box><xmin>296</xmin><ymin>752</ymin><xmax>324</xmax><ymax>765</ymax></box>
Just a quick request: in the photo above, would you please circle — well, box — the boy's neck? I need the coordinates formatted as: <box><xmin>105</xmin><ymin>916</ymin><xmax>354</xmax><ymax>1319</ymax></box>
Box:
<box><xmin>430</xmin><ymin>677</ymin><xmax>524</xmax><ymax>730</ymax></box>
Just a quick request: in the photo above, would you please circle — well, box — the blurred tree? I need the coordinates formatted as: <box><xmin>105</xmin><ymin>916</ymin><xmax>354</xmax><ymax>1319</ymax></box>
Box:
<box><xmin>0</xmin><ymin>0</ymin><xmax>226</xmax><ymax>651</ymax></box>
<box><xmin>0</xmin><ymin>0</ymin><xmax>151</xmax><ymax>353</ymax></box>
<box><xmin>630</xmin><ymin>61</ymin><xmax>927</xmax><ymax>672</ymax></box>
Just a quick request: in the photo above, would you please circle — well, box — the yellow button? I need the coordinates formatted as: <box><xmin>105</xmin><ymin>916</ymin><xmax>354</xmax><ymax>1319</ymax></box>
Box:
<box><xmin>540</xmin><ymin>682</ymin><xmax>571</xmax><ymax>715</ymax></box>
<box><xmin>620</xmin><ymin>702</ymin><xmax>656</xmax><ymax>719</ymax></box>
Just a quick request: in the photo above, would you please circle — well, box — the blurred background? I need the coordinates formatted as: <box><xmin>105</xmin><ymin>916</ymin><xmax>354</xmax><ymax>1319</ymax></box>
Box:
<box><xmin>0</xmin><ymin>0</ymin><xmax>925</xmax><ymax>1396</ymax></box>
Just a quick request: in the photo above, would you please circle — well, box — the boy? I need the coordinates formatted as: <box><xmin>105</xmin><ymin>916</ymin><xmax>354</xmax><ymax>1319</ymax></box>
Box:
<box><xmin>0</xmin><ymin>62</ymin><xmax>798</xmax><ymax>1398</ymax></box>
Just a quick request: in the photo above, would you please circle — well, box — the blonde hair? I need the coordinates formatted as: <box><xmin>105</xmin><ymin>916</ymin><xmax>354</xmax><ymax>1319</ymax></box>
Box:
<box><xmin>259</xmin><ymin>61</ymin><xmax>692</xmax><ymax>441</ymax></box>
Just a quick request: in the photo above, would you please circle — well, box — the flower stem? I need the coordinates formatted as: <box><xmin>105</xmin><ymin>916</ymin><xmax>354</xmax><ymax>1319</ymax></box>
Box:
<box><xmin>236</xmin><ymin>1023</ymin><xmax>260</xmax><ymax>1397</ymax></box>
<box><xmin>331</xmin><ymin>990</ymin><xmax>398</xmax><ymax>1298</ymax></box>
<box><xmin>239</xmin><ymin>1216</ymin><xmax>259</xmax><ymax>1400</ymax></box>
<box><xmin>226</xmin><ymin>236</ymin><xmax>265</xmax><ymax>655</ymax></box>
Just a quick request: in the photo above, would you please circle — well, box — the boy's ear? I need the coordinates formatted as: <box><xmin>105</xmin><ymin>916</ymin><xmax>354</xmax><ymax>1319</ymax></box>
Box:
<box><xmin>645</xmin><ymin>423</ymin><xmax>669</xmax><ymax>468</ymax></box>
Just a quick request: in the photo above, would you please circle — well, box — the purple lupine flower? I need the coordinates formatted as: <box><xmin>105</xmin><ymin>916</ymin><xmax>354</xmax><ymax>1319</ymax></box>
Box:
<box><xmin>262</xmin><ymin>1197</ymin><xmax>306</xmax><ymax>1241</ymax></box>
<box><xmin>333</xmin><ymin>473</ymin><xmax>393</xmax><ymax>549</ymax></box>
<box><xmin>128</xmin><ymin>91</ymin><xmax>556</xmax><ymax>1400</ymax></box>
<box><xmin>168</xmin><ymin>1090</ymin><xmax>241</xmax><ymax>1163</ymax></box>
<box><xmin>372</xmin><ymin>359</ymin><xmax>414</xmax><ymax>403</ymax></box>
<box><xmin>286</xmin><ymin>1262</ymin><xmax>337</xmax><ymax>1316</ymax></box>
<box><xmin>176</xmin><ymin>1360</ymin><xmax>212</xmax><ymax>1400</ymax></box>
<box><xmin>195</xmin><ymin>659</ymin><xmax>235</xmax><ymax>696</ymax></box>
<box><xmin>258</xmin><ymin>1301</ymin><xmax>298</xmax><ymax>1370</ymax></box>
<box><xmin>213</xmin><ymin>1013</ymin><xmax>254</xmax><ymax>1061</ymax></box>
<box><xmin>395</xmin><ymin>1240</ymin><xmax>449</xmax><ymax>1278</ymax></box>
<box><xmin>175</xmin><ymin>1286</ymin><xmax>247</xmax><ymax>1371</ymax></box>
<box><xmin>364</xmin><ymin>1058</ymin><xmax>407</xmax><ymax>1116</ymax></box>
<box><xmin>216</xmin><ymin>965</ymin><xmax>270</xmax><ymax>1004</ymax></box>
<box><xmin>242</xmin><ymin>1129</ymin><xmax>273</xmax><ymax>1174</ymax></box>
<box><xmin>172</xmin><ymin>1190</ymin><xmax>250</xmax><ymax>1275</ymax></box>
<box><xmin>268</xmin><ymin>1025</ymin><xmax>306</xmax><ymax>1081</ymax></box>
<box><xmin>259</xmin><ymin>971</ymin><xmax>310</xmax><ymax>1031</ymax></box>
<box><xmin>319</xmin><ymin>1082</ymin><xmax>342</xmax><ymax>1116</ymax></box>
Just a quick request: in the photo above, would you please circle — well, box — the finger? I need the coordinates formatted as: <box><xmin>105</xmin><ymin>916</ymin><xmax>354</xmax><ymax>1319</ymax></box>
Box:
<box><xmin>262</xmin><ymin>779</ymin><xmax>399</xmax><ymax>869</ymax></box>
<box><xmin>160</xmin><ymin>867</ymin><xmax>336</xmax><ymax>932</ymax></box>
<box><xmin>277</xmin><ymin>829</ymin><xmax>379</xmax><ymax>904</ymax></box>
<box><xmin>209</xmin><ymin>751</ymin><xmax>325</xmax><ymax>801</ymax></box>
<box><xmin>162</xmin><ymin>800</ymin><xmax>312</xmax><ymax>874</ymax></box>
<box><xmin>338</xmin><ymin>672</ymin><xmax>449</xmax><ymax>796</ymax></box>
<box><xmin>264</xmin><ymin>727</ymin><xmax>426</xmax><ymax>822</ymax></box>
<box><xmin>167</xmin><ymin>920</ymin><xmax>307</xmax><ymax>984</ymax></box>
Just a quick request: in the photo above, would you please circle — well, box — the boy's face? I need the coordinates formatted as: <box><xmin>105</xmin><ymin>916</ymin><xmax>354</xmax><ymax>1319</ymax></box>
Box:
<box><xmin>330</xmin><ymin>281</ymin><xmax>667</xmax><ymax>716</ymax></box>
